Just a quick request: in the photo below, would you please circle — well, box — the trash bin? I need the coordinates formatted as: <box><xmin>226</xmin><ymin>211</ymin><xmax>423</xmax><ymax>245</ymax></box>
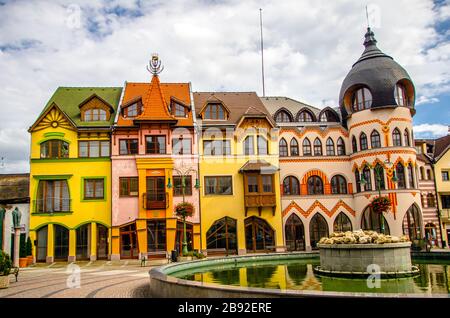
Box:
<box><xmin>171</xmin><ymin>250</ymin><xmax>178</xmax><ymax>262</ymax></box>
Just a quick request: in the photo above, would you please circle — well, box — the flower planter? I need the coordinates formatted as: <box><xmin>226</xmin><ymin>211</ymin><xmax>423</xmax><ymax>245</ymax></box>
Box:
<box><xmin>0</xmin><ymin>276</ymin><xmax>9</xmax><ymax>289</ymax></box>
<box><xmin>27</xmin><ymin>256</ymin><xmax>34</xmax><ymax>266</ymax></box>
<box><xmin>19</xmin><ymin>258</ymin><xmax>28</xmax><ymax>268</ymax></box>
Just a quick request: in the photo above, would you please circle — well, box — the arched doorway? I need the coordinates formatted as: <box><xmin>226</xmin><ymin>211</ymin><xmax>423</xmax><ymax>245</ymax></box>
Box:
<box><xmin>245</xmin><ymin>216</ymin><xmax>275</xmax><ymax>253</ymax></box>
<box><xmin>175</xmin><ymin>221</ymin><xmax>193</xmax><ymax>253</ymax></box>
<box><xmin>76</xmin><ymin>224</ymin><xmax>91</xmax><ymax>260</ymax></box>
<box><xmin>120</xmin><ymin>223</ymin><xmax>138</xmax><ymax>259</ymax></box>
<box><xmin>36</xmin><ymin>225</ymin><xmax>48</xmax><ymax>262</ymax></box>
<box><xmin>424</xmin><ymin>223</ymin><xmax>437</xmax><ymax>247</ymax></box>
<box><xmin>285</xmin><ymin>214</ymin><xmax>305</xmax><ymax>251</ymax></box>
<box><xmin>54</xmin><ymin>224</ymin><xmax>69</xmax><ymax>261</ymax></box>
<box><xmin>310</xmin><ymin>213</ymin><xmax>328</xmax><ymax>250</ymax></box>
<box><xmin>97</xmin><ymin>224</ymin><xmax>109</xmax><ymax>260</ymax></box>
<box><xmin>206</xmin><ymin>217</ymin><xmax>237</xmax><ymax>255</ymax></box>
<box><xmin>402</xmin><ymin>204</ymin><xmax>422</xmax><ymax>241</ymax></box>
<box><xmin>333</xmin><ymin>212</ymin><xmax>353</xmax><ymax>232</ymax></box>
<box><xmin>361</xmin><ymin>206</ymin><xmax>390</xmax><ymax>234</ymax></box>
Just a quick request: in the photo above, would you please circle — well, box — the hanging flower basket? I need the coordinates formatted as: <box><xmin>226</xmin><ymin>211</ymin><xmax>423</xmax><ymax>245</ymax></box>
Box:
<box><xmin>370</xmin><ymin>196</ymin><xmax>391</xmax><ymax>214</ymax></box>
<box><xmin>174</xmin><ymin>202</ymin><xmax>195</xmax><ymax>218</ymax></box>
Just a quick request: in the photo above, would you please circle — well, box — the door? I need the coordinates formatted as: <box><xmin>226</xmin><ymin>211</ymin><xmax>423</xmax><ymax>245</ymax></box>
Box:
<box><xmin>54</xmin><ymin>225</ymin><xmax>69</xmax><ymax>260</ymax></box>
<box><xmin>36</xmin><ymin>226</ymin><xmax>48</xmax><ymax>262</ymax></box>
<box><xmin>120</xmin><ymin>224</ymin><xmax>138</xmax><ymax>259</ymax></box>
<box><xmin>146</xmin><ymin>177</ymin><xmax>166</xmax><ymax>209</ymax></box>
<box><xmin>245</xmin><ymin>216</ymin><xmax>275</xmax><ymax>253</ymax></box>
<box><xmin>285</xmin><ymin>214</ymin><xmax>305</xmax><ymax>251</ymax></box>
<box><xmin>76</xmin><ymin>224</ymin><xmax>90</xmax><ymax>260</ymax></box>
<box><xmin>97</xmin><ymin>224</ymin><xmax>109</xmax><ymax>260</ymax></box>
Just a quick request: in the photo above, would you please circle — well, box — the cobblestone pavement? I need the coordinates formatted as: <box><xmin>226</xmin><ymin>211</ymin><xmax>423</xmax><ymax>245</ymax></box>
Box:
<box><xmin>0</xmin><ymin>259</ymin><xmax>168</xmax><ymax>298</ymax></box>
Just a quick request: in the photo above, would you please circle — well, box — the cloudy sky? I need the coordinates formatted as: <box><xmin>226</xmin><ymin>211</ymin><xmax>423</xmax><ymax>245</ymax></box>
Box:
<box><xmin>0</xmin><ymin>0</ymin><xmax>449</xmax><ymax>173</ymax></box>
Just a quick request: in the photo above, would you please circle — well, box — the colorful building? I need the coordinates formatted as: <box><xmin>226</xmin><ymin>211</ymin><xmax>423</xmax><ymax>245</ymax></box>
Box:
<box><xmin>28</xmin><ymin>87</ymin><xmax>122</xmax><ymax>262</ymax></box>
<box><xmin>194</xmin><ymin>92</ymin><xmax>284</xmax><ymax>255</ymax></box>
<box><xmin>110</xmin><ymin>55</ymin><xmax>200</xmax><ymax>260</ymax></box>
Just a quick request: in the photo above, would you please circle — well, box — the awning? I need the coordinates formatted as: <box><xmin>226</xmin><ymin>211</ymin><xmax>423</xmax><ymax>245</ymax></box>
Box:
<box><xmin>239</xmin><ymin>160</ymin><xmax>279</xmax><ymax>174</ymax></box>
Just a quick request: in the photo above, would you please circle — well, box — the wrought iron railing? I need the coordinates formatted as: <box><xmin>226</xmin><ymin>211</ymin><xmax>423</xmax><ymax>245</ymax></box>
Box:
<box><xmin>33</xmin><ymin>198</ymin><xmax>71</xmax><ymax>213</ymax></box>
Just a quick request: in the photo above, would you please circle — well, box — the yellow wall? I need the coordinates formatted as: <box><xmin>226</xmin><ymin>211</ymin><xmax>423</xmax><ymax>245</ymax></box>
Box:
<box><xmin>435</xmin><ymin>148</ymin><xmax>450</xmax><ymax>245</ymax></box>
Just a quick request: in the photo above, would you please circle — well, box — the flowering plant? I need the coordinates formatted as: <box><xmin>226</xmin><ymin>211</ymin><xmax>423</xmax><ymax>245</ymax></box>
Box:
<box><xmin>174</xmin><ymin>202</ymin><xmax>195</xmax><ymax>218</ymax></box>
<box><xmin>370</xmin><ymin>196</ymin><xmax>391</xmax><ymax>214</ymax></box>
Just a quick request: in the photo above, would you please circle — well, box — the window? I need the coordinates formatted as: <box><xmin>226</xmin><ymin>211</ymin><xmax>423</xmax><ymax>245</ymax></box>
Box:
<box><xmin>442</xmin><ymin>171</ymin><xmax>449</xmax><ymax>181</ymax></box>
<box><xmin>119</xmin><ymin>139</ymin><xmax>138</xmax><ymax>155</ymax></box>
<box><xmin>371</xmin><ymin>130</ymin><xmax>381</xmax><ymax>148</ymax></box>
<box><xmin>362</xmin><ymin>166</ymin><xmax>372</xmax><ymax>191</ymax></box>
<box><xmin>40</xmin><ymin>140</ymin><xmax>69</xmax><ymax>159</ymax></box>
<box><xmin>119</xmin><ymin>177</ymin><xmax>138</xmax><ymax>196</ymax></box>
<box><xmin>427</xmin><ymin>193</ymin><xmax>436</xmax><ymax>208</ymax></box>
<box><xmin>326</xmin><ymin>138</ymin><xmax>335</xmax><ymax>156</ymax></box>
<box><xmin>298</xmin><ymin>111</ymin><xmax>313</xmax><ymax>122</ymax></box>
<box><xmin>307</xmin><ymin>176</ymin><xmax>324</xmax><ymax>195</ymax></box>
<box><xmin>257</xmin><ymin>136</ymin><xmax>268</xmax><ymax>155</ymax></box>
<box><xmin>36</xmin><ymin>180</ymin><xmax>70</xmax><ymax>213</ymax></box>
<box><xmin>360</xmin><ymin>133</ymin><xmax>368</xmax><ymax>151</ymax></box>
<box><xmin>331</xmin><ymin>175</ymin><xmax>347</xmax><ymax>194</ymax></box>
<box><xmin>172</xmin><ymin>138</ymin><xmax>192</xmax><ymax>155</ymax></box>
<box><xmin>247</xmin><ymin>175</ymin><xmax>258</xmax><ymax>193</ymax></box>
<box><xmin>245</xmin><ymin>174</ymin><xmax>274</xmax><ymax>194</ymax></box>
<box><xmin>427</xmin><ymin>169</ymin><xmax>433</xmax><ymax>180</ymax></box>
<box><xmin>173</xmin><ymin>176</ymin><xmax>192</xmax><ymax>196</ymax></box>
<box><xmin>402</xmin><ymin>205</ymin><xmax>422</xmax><ymax>241</ymax></box>
<box><xmin>148</xmin><ymin>220</ymin><xmax>166</xmax><ymax>252</ymax></box>
<box><xmin>319</xmin><ymin>110</ymin><xmax>339</xmax><ymax>122</ymax></box>
<box><xmin>404</xmin><ymin>129</ymin><xmax>411</xmax><ymax>147</ymax></box>
<box><xmin>361</xmin><ymin>206</ymin><xmax>390</xmax><ymax>234</ymax></box>
<box><xmin>396</xmin><ymin>164</ymin><xmax>406</xmax><ymax>189</ymax></box>
<box><xmin>204</xmin><ymin>103</ymin><xmax>226</xmax><ymax>120</ymax></box>
<box><xmin>243</xmin><ymin>136</ymin><xmax>254</xmax><ymax>155</ymax></box>
<box><xmin>123</xmin><ymin>103</ymin><xmax>140</xmax><ymax>118</ymax></box>
<box><xmin>275</xmin><ymin>110</ymin><xmax>292</xmax><ymax>122</ymax></box>
<box><xmin>84</xmin><ymin>179</ymin><xmax>104</xmax><ymax>200</ymax></box>
<box><xmin>205</xmin><ymin>176</ymin><xmax>232</xmax><ymax>195</ymax></box>
<box><xmin>334</xmin><ymin>212</ymin><xmax>352</xmax><ymax>232</ymax></box>
<box><xmin>408</xmin><ymin>165</ymin><xmax>415</xmax><ymax>188</ymax></box>
<box><xmin>303</xmin><ymin>138</ymin><xmax>311</xmax><ymax>156</ymax></box>
<box><xmin>203</xmin><ymin>140</ymin><xmax>231</xmax><ymax>156</ymax></box>
<box><xmin>395</xmin><ymin>84</ymin><xmax>410</xmax><ymax>106</ymax></box>
<box><xmin>313</xmin><ymin>138</ymin><xmax>322</xmax><ymax>156</ymax></box>
<box><xmin>173</xmin><ymin>103</ymin><xmax>186</xmax><ymax>117</ymax></box>
<box><xmin>146</xmin><ymin>136</ymin><xmax>166</xmax><ymax>154</ymax></box>
<box><xmin>262</xmin><ymin>175</ymin><xmax>273</xmax><ymax>193</ymax></box>
<box><xmin>337</xmin><ymin>137</ymin><xmax>346</xmax><ymax>155</ymax></box>
<box><xmin>206</xmin><ymin>217</ymin><xmax>237</xmax><ymax>254</ymax></box>
<box><xmin>355</xmin><ymin>170</ymin><xmax>361</xmax><ymax>193</ymax></box>
<box><xmin>441</xmin><ymin>195</ymin><xmax>450</xmax><ymax>209</ymax></box>
<box><xmin>392</xmin><ymin>128</ymin><xmax>402</xmax><ymax>146</ymax></box>
<box><xmin>79</xmin><ymin>140</ymin><xmax>110</xmax><ymax>158</ymax></box>
<box><xmin>374</xmin><ymin>164</ymin><xmax>386</xmax><ymax>191</ymax></box>
<box><xmin>310</xmin><ymin>213</ymin><xmax>328</xmax><ymax>249</ymax></box>
<box><xmin>84</xmin><ymin>108</ymin><xmax>107</xmax><ymax>121</ymax></box>
<box><xmin>290</xmin><ymin>138</ymin><xmax>299</xmax><ymax>156</ymax></box>
<box><xmin>352</xmin><ymin>87</ymin><xmax>372</xmax><ymax>111</ymax></box>
<box><xmin>279</xmin><ymin>138</ymin><xmax>288</xmax><ymax>157</ymax></box>
<box><xmin>352</xmin><ymin>136</ymin><xmax>358</xmax><ymax>153</ymax></box>
<box><xmin>283</xmin><ymin>176</ymin><xmax>299</xmax><ymax>195</ymax></box>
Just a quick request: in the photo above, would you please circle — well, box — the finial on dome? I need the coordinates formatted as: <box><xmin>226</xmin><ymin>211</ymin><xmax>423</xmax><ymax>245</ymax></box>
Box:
<box><xmin>147</xmin><ymin>53</ymin><xmax>164</xmax><ymax>75</ymax></box>
<box><xmin>363</xmin><ymin>27</ymin><xmax>377</xmax><ymax>47</ymax></box>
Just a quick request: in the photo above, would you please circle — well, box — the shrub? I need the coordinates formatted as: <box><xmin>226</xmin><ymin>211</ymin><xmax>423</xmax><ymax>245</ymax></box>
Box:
<box><xmin>0</xmin><ymin>251</ymin><xmax>12</xmax><ymax>276</ymax></box>
<box><xmin>26</xmin><ymin>237</ymin><xmax>32</xmax><ymax>256</ymax></box>
<box><xmin>19</xmin><ymin>235</ymin><xmax>27</xmax><ymax>258</ymax></box>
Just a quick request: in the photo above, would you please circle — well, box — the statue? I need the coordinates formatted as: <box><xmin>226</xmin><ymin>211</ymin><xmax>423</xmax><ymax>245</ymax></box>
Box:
<box><xmin>12</xmin><ymin>207</ymin><xmax>21</xmax><ymax>229</ymax></box>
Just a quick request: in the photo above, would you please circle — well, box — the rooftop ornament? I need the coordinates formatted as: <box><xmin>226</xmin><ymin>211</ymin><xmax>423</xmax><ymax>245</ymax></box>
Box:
<box><xmin>147</xmin><ymin>53</ymin><xmax>164</xmax><ymax>75</ymax></box>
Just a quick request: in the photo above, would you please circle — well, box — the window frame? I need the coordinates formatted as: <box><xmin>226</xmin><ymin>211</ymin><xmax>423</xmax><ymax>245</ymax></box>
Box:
<box><xmin>313</xmin><ymin>138</ymin><xmax>322</xmax><ymax>156</ymax></box>
<box><xmin>326</xmin><ymin>138</ymin><xmax>335</xmax><ymax>156</ymax></box>
<box><xmin>279</xmin><ymin>138</ymin><xmax>288</xmax><ymax>157</ymax></box>
<box><xmin>243</xmin><ymin>136</ymin><xmax>254</xmax><ymax>156</ymax></box>
<box><xmin>303</xmin><ymin>138</ymin><xmax>312</xmax><ymax>156</ymax></box>
<box><xmin>204</xmin><ymin>103</ymin><xmax>226</xmax><ymax>120</ymax></box>
<box><xmin>283</xmin><ymin>176</ymin><xmax>300</xmax><ymax>196</ymax></box>
<box><xmin>40</xmin><ymin>139</ymin><xmax>69</xmax><ymax>159</ymax></box>
<box><xmin>119</xmin><ymin>139</ymin><xmax>139</xmax><ymax>155</ymax></box>
<box><xmin>78</xmin><ymin>140</ymin><xmax>110</xmax><ymax>158</ymax></box>
<box><xmin>331</xmin><ymin>175</ymin><xmax>347</xmax><ymax>194</ymax></box>
<box><xmin>337</xmin><ymin>137</ymin><xmax>346</xmax><ymax>155</ymax></box>
<box><xmin>307</xmin><ymin>175</ymin><xmax>324</xmax><ymax>195</ymax></box>
<box><xmin>173</xmin><ymin>175</ymin><xmax>193</xmax><ymax>196</ymax></box>
<box><xmin>83</xmin><ymin>178</ymin><xmax>105</xmax><ymax>200</ymax></box>
<box><xmin>119</xmin><ymin>177</ymin><xmax>139</xmax><ymax>197</ymax></box>
<box><xmin>172</xmin><ymin>138</ymin><xmax>192</xmax><ymax>155</ymax></box>
<box><xmin>203</xmin><ymin>140</ymin><xmax>231</xmax><ymax>156</ymax></box>
<box><xmin>370</xmin><ymin>130</ymin><xmax>381</xmax><ymax>148</ymax></box>
<box><xmin>145</xmin><ymin>135</ymin><xmax>167</xmax><ymax>154</ymax></box>
<box><xmin>204</xmin><ymin>176</ymin><xmax>233</xmax><ymax>196</ymax></box>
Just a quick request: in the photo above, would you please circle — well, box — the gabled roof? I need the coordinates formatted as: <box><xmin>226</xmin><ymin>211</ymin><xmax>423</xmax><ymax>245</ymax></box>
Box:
<box><xmin>137</xmin><ymin>75</ymin><xmax>174</xmax><ymax>121</ymax></box>
<box><xmin>434</xmin><ymin>135</ymin><xmax>450</xmax><ymax>161</ymax></box>
<box><xmin>29</xmin><ymin>102</ymin><xmax>77</xmax><ymax>132</ymax></box>
<box><xmin>78</xmin><ymin>93</ymin><xmax>116</xmax><ymax>113</ymax></box>
<box><xmin>0</xmin><ymin>173</ymin><xmax>30</xmax><ymax>204</ymax></box>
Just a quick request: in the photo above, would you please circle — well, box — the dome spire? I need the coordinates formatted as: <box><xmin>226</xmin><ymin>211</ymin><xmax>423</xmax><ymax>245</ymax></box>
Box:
<box><xmin>353</xmin><ymin>27</ymin><xmax>391</xmax><ymax>67</ymax></box>
<box><xmin>364</xmin><ymin>27</ymin><xmax>377</xmax><ymax>47</ymax></box>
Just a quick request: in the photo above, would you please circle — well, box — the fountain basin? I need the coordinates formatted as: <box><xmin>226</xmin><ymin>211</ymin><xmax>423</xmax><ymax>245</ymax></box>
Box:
<box><xmin>314</xmin><ymin>242</ymin><xmax>419</xmax><ymax>278</ymax></box>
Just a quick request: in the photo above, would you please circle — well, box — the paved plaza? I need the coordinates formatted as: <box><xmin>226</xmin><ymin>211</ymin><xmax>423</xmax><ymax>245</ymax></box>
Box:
<box><xmin>0</xmin><ymin>260</ymin><xmax>168</xmax><ymax>298</ymax></box>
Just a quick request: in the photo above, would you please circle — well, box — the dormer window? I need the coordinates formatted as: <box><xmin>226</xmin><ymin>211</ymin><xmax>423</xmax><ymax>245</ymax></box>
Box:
<box><xmin>78</xmin><ymin>94</ymin><xmax>113</xmax><ymax>122</ymax></box>
<box><xmin>173</xmin><ymin>102</ymin><xmax>187</xmax><ymax>117</ymax></box>
<box><xmin>298</xmin><ymin>111</ymin><xmax>313</xmax><ymax>122</ymax></box>
<box><xmin>352</xmin><ymin>87</ymin><xmax>372</xmax><ymax>111</ymax></box>
<box><xmin>84</xmin><ymin>108</ymin><xmax>107</xmax><ymax>121</ymax></box>
<box><xmin>204</xmin><ymin>103</ymin><xmax>226</xmax><ymax>120</ymax></box>
<box><xmin>394</xmin><ymin>84</ymin><xmax>410</xmax><ymax>106</ymax></box>
<box><xmin>123</xmin><ymin>102</ymin><xmax>141</xmax><ymax>118</ymax></box>
<box><xmin>275</xmin><ymin>110</ymin><xmax>292</xmax><ymax>123</ymax></box>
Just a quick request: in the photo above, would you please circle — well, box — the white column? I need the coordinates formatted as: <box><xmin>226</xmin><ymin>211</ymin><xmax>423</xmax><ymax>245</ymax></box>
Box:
<box><xmin>13</xmin><ymin>228</ymin><xmax>20</xmax><ymax>267</ymax></box>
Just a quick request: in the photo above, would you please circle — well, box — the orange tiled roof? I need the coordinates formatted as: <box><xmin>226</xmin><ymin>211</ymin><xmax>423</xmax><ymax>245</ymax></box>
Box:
<box><xmin>117</xmin><ymin>75</ymin><xmax>193</xmax><ymax>127</ymax></box>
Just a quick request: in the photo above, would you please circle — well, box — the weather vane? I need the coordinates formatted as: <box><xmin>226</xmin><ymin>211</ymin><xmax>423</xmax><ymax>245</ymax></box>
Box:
<box><xmin>146</xmin><ymin>53</ymin><xmax>164</xmax><ymax>75</ymax></box>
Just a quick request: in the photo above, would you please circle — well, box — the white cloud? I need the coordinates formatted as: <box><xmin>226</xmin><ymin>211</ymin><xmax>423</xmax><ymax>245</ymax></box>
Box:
<box><xmin>414</xmin><ymin>123</ymin><xmax>449</xmax><ymax>138</ymax></box>
<box><xmin>0</xmin><ymin>0</ymin><xmax>449</xmax><ymax>172</ymax></box>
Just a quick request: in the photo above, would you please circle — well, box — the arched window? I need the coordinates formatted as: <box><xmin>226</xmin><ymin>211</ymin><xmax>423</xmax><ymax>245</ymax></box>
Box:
<box><xmin>333</xmin><ymin>212</ymin><xmax>353</xmax><ymax>232</ymax></box>
<box><xmin>285</xmin><ymin>214</ymin><xmax>305</xmax><ymax>251</ymax></box>
<box><xmin>360</xmin><ymin>132</ymin><xmax>368</xmax><ymax>151</ymax></box>
<box><xmin>206</xmin><ymin>217</ymin><xmax>237</xmax><ymax>254</ymax></box>
<box><xmin>352</xmin><ymin>87</ymin><xmax>372</xmax><ymax>111</ymax></box>
<box><xmin>355</xmin><ymin>170</ymin><xmax>361</xmax><ymax>193</ymax></box>
<box><xmin>54</xmin><ymin>224</ymin><xmax>69</xmax><ymax>260</ymax></box>
<box><xmin>407</xmin><ymin>164</ymin><xmax>415</xmax><ymax>188</ymax></box>
<box><xmin>374</xmin><ymin>163</ymin><xmax>386</xmax><ymax>191</ymax></box>
<box><xmin>283</xmin><ymin>176</ymin><xmax>300</xmax><ymax>195</ymax></box>
<box><xmin>371</xmin><ymin>130</ymin><xmax>381</xmax><ymax>148</ymax></box>
<box><xmin>331</xmin><ymin>175</ymin><xmax>347</xmax><ymax>194</ymax></box>
<box><xmin>395</xmin><ymin>84</ymin><xmax>410</xmax><ymax>106</ymax></box>
<box><xmin>302</xmin><ymin>138</ymin><xmax>311</xmax><ymax>156</ymax></box>
<box><xmin>40</xmin><ymin>140</ymin><xmax>69</xmax><ymax>159</ymax></box>
<box><xmin>392</xmin><ymin>128</ymin><xmax>402</xmax><ymax>146</ymax></box>
<box><xmin>275</xmin><ymin>110</ymin><xmax>292</xmax><ymax>123</ymax></box>
<box><xmin>352</xmin><ymin>136</ymin><xmax>358</xmax><ymax>153</ymax></box>
<box><xmin>361</xmin><ymin>206</ymin><xmax>390</xmax><ymax>234</ymax></box>
<box><xmin>310</xmin><ymin>214</ymin><xmax>329</xmax><ymax>249</ymax></box>
<box><xmin>243</xmin><ymin>136</ymin><xmax>254</xmax><ymax>155</ymax></box>
<box><xmin>290</xmin><ymin>138</ymin><xmax>299</xmax><ymax>156</ymax></box>
<box><xmin>326</xmin><ymin>138</ymin><xmax>335</xmax><ymax>156</ymax></box>
<box><xmin>36</xmin><ymin>225</ymin><xmax>48</xmax><ymax>262</ymax></box>
<box><xmin>427</xmin><ymin>193</ymin><xmax>436</xmax><ymax>207</ymax></box>
<box><xmin>396</xmin><ymin>164</ymin><xmax>406</xmax><ymax>189</ymax></box>
<box><xmin>204</xmin><ymin>103</ymin><xmax>226</xmax><ymax>120</ymax></box>
<box><xmin>245</xmin><ymin>216</ymin><xmax>275</xmax><ymax>252</ymax></box>
<box><xmin>313</xmin><ymin>138</ymin><xmax>322</xmax><ymax>156</ymax></box>
<box><xmin>307</xmin><ymin>176</ymin><xmax>324</xmax><ymax>195</ymax></box>
<box><xmin>319</xmin><ymin>110</ymin><xmax>339</xmax><ymax>122</ymax></box>
<box><xmin>279</xmin><ymin>138</ymin><xmax>288</xmax><ymax>157</ymax></box>
<box><xmin>337</xmin><ymin>138</ymin><xmax>346</xmax><ymax>155</ymax></box>
<box><xmin>362</xmin><ymin>166</ymin><xmax>372</xmax><ymax>191</ymax></box>
<box><xmin>298</xmin><ymin>110</ymin><xmax>313</xmax><ymax>122</ymax></box>
<box><xmin>402</xmin><ymin>205</ymin><xmax>422</xmax><ymax>241</ymax></box>
<box><xmin>76</xmin><ymin>223</ymin><xmax>91</xmax><ymax>260</ymax></box>
<box><xmin>257</xmin><ymin>136</ymin><xmax>268</xmax><ymax>155</ymax></box>
<box><xmin>404</xmin><ymin>129</ymin><xmax>411</xmax><ymax>147</ymax></box>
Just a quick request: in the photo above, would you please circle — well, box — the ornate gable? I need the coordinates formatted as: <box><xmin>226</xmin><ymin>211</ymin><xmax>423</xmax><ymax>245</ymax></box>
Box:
<box><xmin>29</xmin><ymin>103</ymin><xmax>76</xmax><ymax>132</ymax></box>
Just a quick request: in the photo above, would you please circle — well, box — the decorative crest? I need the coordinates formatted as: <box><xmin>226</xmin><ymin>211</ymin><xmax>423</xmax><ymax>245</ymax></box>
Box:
<box><xmin>146</xmin><ymin>53</ymin><xmax>164</xmax><ymax>75</ymax></box>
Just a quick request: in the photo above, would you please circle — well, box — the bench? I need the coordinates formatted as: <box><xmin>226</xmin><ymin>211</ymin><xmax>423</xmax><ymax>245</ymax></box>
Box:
<box><xmin>10</xmin><ymin>267</ymin><xmax>19</xmax><ymax>282</ymax></box>
<box><xmin>206</xmin><ymin>248</ymin><xmax>228</xmax><ymax>256</ymax></box>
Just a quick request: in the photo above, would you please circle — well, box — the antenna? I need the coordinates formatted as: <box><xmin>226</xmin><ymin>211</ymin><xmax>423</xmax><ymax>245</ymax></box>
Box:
<box><xmin>365</xmin><ymin>5</ymin><xmax>370</xmax><ymax>28</ymax></box>
<box><xmin>259</xmin><ymin>8</ymin><xmax>266</xmax><ymax>97</ymax></box>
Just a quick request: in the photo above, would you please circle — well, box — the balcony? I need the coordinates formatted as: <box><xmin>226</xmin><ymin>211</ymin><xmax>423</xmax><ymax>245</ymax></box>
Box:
<box><xmin>142</xmin><ymin>192</ymin><xmax>168</xmax><ymax>210</ymax></box>
<box><xmin>33</xmin><ymin>198</ymin><xmax>71</xmax><ymax>214</ymax></box>
<box><xmin>244</xmin><ymin>193</ymin><xmax>277</xmax><ymax>216</ymax></box>
<box><xmin>440</xmin><ymin>209</ymin><xmax>450</xmax><ymax>222</ymax></box>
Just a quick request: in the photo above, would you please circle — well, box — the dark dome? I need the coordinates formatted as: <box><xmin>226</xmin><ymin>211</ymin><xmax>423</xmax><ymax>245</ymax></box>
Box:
<box><xmin>339</xmin><ymin>28</ymin><xmax>415</xmax><ymax>119</ymax></box>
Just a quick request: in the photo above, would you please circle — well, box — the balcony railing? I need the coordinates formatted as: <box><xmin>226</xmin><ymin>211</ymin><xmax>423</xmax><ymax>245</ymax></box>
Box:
<box><xmin>33</xmin><ymin>198</ymin><xmax>71</xmax><ymax>213</ymax></box>
<box><xmin>244</xmin><ymin>193</ymin><xmax>276</xmax><ymax>216</ymax></box>
<box><xmin>142</xmin><ymin>192</ymin><xmax>168</xmax><ymax>210</ymax></box>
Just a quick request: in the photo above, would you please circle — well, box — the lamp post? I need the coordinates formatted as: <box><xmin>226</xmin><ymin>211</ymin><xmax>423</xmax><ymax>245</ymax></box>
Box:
<box><xmin>170</xmin><ymin>167</ymin><xmax>200</xmax><ymax>256</ymax></box>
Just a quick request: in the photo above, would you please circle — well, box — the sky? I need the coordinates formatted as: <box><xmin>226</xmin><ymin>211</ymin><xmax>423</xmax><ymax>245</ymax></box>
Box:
<box><xmin>0</xmin><ymin>0</ymin><xmax>449</xmax><ymax>173</ymax></box>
